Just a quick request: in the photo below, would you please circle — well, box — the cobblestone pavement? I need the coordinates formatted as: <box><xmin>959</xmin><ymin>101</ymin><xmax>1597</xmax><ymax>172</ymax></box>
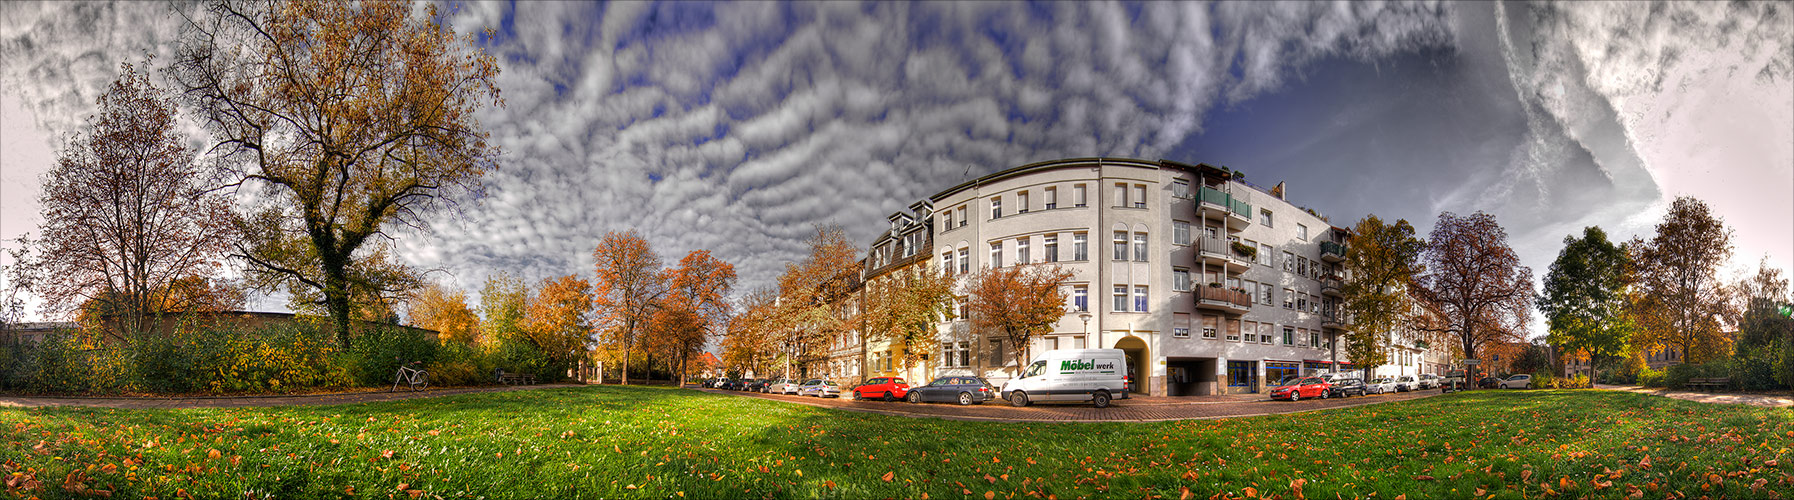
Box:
<box><xmin>1596</xmin><ymin>384</ymin><xmax>1794</xmax><ymax>408</ymax></box>
<box><xmin>0</xmin><ymin>383</ymin><xmax>582</xmax><ymax>410</ymax></box>
<box><xmin>694</xmin><ymin>386</ymin><xmax>1443</xmax><ymax>422</ymax></box>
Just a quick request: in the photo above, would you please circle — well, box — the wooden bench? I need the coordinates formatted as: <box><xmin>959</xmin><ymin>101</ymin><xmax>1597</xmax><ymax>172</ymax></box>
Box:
<box><xmin>496</xmin><ymin>370</ymin><xmax>537</xmax><ymax>385</ymax></box>
<box><xmin>1684</xmin><ymin>377</ymin><xmax>1729</xmax><ymax>392</ymax></box>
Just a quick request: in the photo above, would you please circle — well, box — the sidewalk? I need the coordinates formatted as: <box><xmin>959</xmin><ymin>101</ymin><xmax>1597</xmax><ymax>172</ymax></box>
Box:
<box><xmin>0</xmin><ymin>383</ymin><xmax>581</xmax><ymax>410</ymax></box>
<box><xmin>1596</xmin><ymin>384</ymin><xmax>1793</xmax><ymax>408</ymax></box>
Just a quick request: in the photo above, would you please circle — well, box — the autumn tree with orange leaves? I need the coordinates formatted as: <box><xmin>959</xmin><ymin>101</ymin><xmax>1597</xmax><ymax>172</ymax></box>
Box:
<box><xmin>774</xmin><ymin>225</ymin><xmax>863</xmax><ymax>376</ymax></box>
<box><xmin>649</xmin><ymin>251</ymin><xmax>735</xmax><ymax>383</ymax></box>
<box><xmin>175</xmin><ymin>0</ymin><xmax>502</xmax><ymax>347</ymax></box>
<box><xmin>409</xmin><ymin>282</ymin><xmax>481</xmax><ymax>345</ymax></box>
<box><xmin>592</xmin><ymin>231</ymin><xmax>667</xmax><ymax>385</ymax></box>
<box><xmin>524</xmin><ymin>275</ymin><xmax>595</xmax><ymax>373</ymax></box>
<box><xmin>1411</xmin><ymin>211</ymin><xmax>1535</xmax><ymax>363</ymax></box>
<box><xmin>20</xmin><ymin>63</ymin><xmax>237</xmax><ymax>341</ymax></box>
<box><xmin>966</xmin><ymin>264</ymin><xmax>1076</xmax><ymax>378</ymax></box>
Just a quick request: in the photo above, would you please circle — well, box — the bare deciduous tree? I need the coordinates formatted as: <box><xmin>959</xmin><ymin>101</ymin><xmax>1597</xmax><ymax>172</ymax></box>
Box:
<box><xmin>1411</xmin><ymin>211</ymin><xmax>1534</xmax><ymax>362</ymax></box>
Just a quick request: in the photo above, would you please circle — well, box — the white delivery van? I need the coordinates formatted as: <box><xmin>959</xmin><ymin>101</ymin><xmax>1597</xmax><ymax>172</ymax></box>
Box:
<box><xmin>1001</xmin><ymin>348</ymin><xmax>1130</xmax><ymax>408</ymax></box>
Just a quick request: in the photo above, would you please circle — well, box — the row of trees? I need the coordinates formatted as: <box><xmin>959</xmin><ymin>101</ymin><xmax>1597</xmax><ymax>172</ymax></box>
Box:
<box><xmin>1539</xmin><ymin>197</ymin><xmax>1792</xmax><ymax>387</ymax></box>
<box><xmin>719</xmin><ymin>225</ymin><xmax>1074</xmax><ymax>380</ymax></box>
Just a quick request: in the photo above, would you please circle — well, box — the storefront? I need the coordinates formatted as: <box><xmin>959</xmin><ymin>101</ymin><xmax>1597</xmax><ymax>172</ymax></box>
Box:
<box><xmin>1226</xmin><ymin>360</ymin><xmax>1258</xmax><ymax>393</ymax></box>
<box><xmin>1302</xmin><ymin>360</ymin><xmax>1334</xmax><ymax>375</ymax></box>
<box><xmin>1265</xmin><ymin>361</ymin><xmax>1300</xmax><ymax>386</ymax></box>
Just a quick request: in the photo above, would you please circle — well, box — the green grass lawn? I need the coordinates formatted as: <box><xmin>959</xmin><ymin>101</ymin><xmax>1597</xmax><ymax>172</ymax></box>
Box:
<box><xmin>3</xmin><ymin>387</ymin><xmax>1791</xmax><ymax>499</ymax></box>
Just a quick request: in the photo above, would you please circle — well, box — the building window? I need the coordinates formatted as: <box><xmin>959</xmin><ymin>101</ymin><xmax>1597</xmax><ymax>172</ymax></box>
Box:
<box><xmin>1173</xmin><ymin>327</ymin><xmax>1190</xmax><ymax>339</ymax></box>
<box><xmin>956</xmin><ymin>296</ymin><xmax>968</xmax><ymax>320</ymax></box>
<box><xmin>1298</xmin><ymin>257</ymin><xmax>1309</xmax><ymax>277</ymax></box>
<box><xmin>1296</xmin><ymin>294</ymin><xmax>1307</xmax><ymax>312</ymax></box>
<box><xmin>1227</xmin><ymin>361</ymin><xmax>1255</xmax><ymax>388</ymax></box>
<box><xmin>1297</xmin><ymin>223</ymin><xmax>1309</xmax><ymax>241</ymax></box>
<box><xmin>1173</xmin><ymin>221</ymin><xmax>1191</xmax><ymax>246</ymax></box>
<box><xmin>1044</xmin><ymin>235</ymin><xmax>1059</xmax><ymax>262</ymax></box>
<box><xmin>1259</xmin><ymin>243</ymin><xmax>1273</xmax><ymax>266</ymax></box>
<box><xmin>942</xmin><ymin>212</ymin><xmax>953</xmax><ymax>230</ymax></box>
<box><xmin>989</xmin><ymin>339</ymin><xmax>1004</xmax><ymax>366</ymax></box>
<box><xmin>1018</xmin><ymin>191</ymin><xmax>1030</xmax><ymax>214</ymax></box>
<box><xmin>1283</xmin><ymin>288</ymin><xmax>1294</xmax><ymax>309</ymax></box>
<box><xmin>1133</xmin><ymin>232</ymin><xmax>1148</xmax><ymax>261</ymax></box>
<box><xmin>1310</xmin><ymin>331</ymin><xmax>1322</xmax><ymax>348</ymax></box>
<box><xmin>1284</xmin><ymin>251</ymin><xmax>1296</xmax><ymax>272</ymax></box>
<box><xmin>942</xmin><ymin>343</ymin><xmax>956</xmax><ymax>368</ymax></box>
<box><xmin>1173</xmin><ymin>178</ymin><xmax>1191</xmax><ymax>199</ymax></box>
<box><xmin>958</xmin><ymin>248</ymin><xmax>969</xmax><ymax>274</ymax></box>
<box><xmin>1204</xmin><ymin>315</ymin><xmax>1220</xmax><ymax>340</ymax></box>
<box><xmin>1073</xmin><ymin>232</ymin><xmax>1088</xmax><ymax>261</ymax></box>
<box><xmin>1134</xmin><ymin>286</ymin><xmax>1149</xmax><ymax>313</ymax></box>
<box><xmin>990</xmin><ymin>242</ymin><xmax>1003</xmax><ymax>268</ymax></box>
<box><xmin>958</xmin><ymin>342</ymin><xmax>971</xmax><ymax>367</ymax></box>
<box><xmin>1073</xmin><ymin>285</ymin><xmax>1088</xmax><ymax>312</ymax></box>
<box><xmin>1133</xmin><ymin>184</ymin><xmax>1147</xmax><ymax>208</ymax></box>
<box><xmin>1044</xmin><ymin>187</ymin><xmax>1057</xmax><ymax>210</ymax></box>
<box><xmin>991</xmin><ymin>197</ymin><xmax>1002</xmax><ymax>219</ymax></box>
<box><xmin>1113</xmin><ymin>231</ymin><xmax>1129</xmax><ymax>261</ymax></box>
<box><xmin>1113</xmin><ymin>285</ymin><xmax>1129</xmax><ymax>312</ymax></box>
<box><xmin>1260</xmin><ymin>323</ymin><xmax>1273</xmax><ymax>344</ymax></box>
<box><xmin>1284</xmin><ymin>327</ymin><xmax>1295</xmax><ymax>345</ymax></box>
<box><xmin>1242</xmin><ymin>321</ymin><xmax>1256</xmax><ymax>343</ymax></box>
<box><xmin>956</xmin><ymin>206</ymin><xmax>967</xmax><ymax>228</ymax></box>
<box><xmin>1241</xmin><ymin>281</ymin><xmax>1256</xmax><ymax>302</ymax></box>
<box><xmin>1260</xmin><ymin>285</ymin><xmax>1273</xmax><ymax>305</ymax></box>
<box><xmin>942</xmin><ymin>252</ymin><xmax>954</xmax><ymax>276</ymax></box>
<box><xmin>1173</xmin><ymin>268</ymin><xmax>1191</xmax><ymax>292</ymax></box>
<box><xmin>1260</xmin><ymin>209</ymin><xmax>1273</xmax><ymax>227</ymax></box>
<box><xmin>1017</xmin><ymin>238</ymin><xmax>1030</xmax><ymax>265</ymax></box>
<box><xmin>1114</xmin><ymin>183</ymin><xmax>1128</xmax><ymax>208</ymax></box>
<box><xmin>1074</xmin><ymin>184</ymin><xmax>1087</xmax><ymax>207</ymax></box>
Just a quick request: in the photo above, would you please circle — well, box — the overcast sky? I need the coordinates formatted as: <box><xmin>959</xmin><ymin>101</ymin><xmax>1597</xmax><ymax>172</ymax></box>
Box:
<box><xmin>3</xmin><ymin>1</ymin><xmax>1790</xmax><ymax>331</ymax></box>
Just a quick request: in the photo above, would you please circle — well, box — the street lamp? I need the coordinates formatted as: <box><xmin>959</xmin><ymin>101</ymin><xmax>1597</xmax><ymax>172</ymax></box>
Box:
<box><xmin>1079</xmin><ymin>312</ymin><xmax>1093</xmax><ymax>346</ymax></box>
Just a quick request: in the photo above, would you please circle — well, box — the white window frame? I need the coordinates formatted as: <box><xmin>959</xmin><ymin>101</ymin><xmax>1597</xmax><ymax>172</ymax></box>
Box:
<box><xmin>1074</xmin><ymin>184</ymin><xmax>1087</xmax><ymax>207</ymax></box>
<box><xmin>1173</xmin><ymin>221</ymin><xmax>1191</xmax><ymax>246</ymax></box>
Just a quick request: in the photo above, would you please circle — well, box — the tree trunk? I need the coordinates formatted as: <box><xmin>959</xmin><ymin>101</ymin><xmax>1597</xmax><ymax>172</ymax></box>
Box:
<box><xmin>324</xmin><ymin>265</ymin><xmax>354</xmax><ymax>349</ymax></box>
<box><xmin>621</xmin><ymin>319</ymin><xmax>632</xmax><ymax>385</ymax></box>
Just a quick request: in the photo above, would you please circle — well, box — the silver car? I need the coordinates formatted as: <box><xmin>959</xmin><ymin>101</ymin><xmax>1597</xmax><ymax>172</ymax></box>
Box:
<box><xmin>1417</xmin><ymin>374</ymin><xmax>1441</xmax><ymax>390</ymax></box>
<box><xmin>797</xmin><ymin>379</ymin><xmax>842</xmax><ymax>398</ymax></box>
<box><xmin>1395</xmin><ymin>375</ymin><xmax>1418</xmax><ymax>392</ymax></box>
<box><xmin>1366</xmin><ymin>378</ymin><xmax>1397</xmax><ymax>394</ymax></box>
<box><xmin>768</xmin><ymin>378</ymin><xmax>802</xmax><ymax>395</ymax></box>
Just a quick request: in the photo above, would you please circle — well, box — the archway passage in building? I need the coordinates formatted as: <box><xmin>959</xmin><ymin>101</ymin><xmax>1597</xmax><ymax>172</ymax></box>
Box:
<box><xmin>1166</xmin><ymin>357</ymin><xmax>1217</xmax><ymax>396</ymax></box>
<box><xmin>1115</xmin><ymin>335</ymin><xmax>1150</xmax><ymax>395</ymax></box>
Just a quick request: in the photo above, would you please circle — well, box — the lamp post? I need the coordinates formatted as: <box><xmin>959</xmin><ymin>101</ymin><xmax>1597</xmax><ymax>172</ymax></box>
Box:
<box><xmin>1079</xmin><ymin>312</ymin><xmax>1093</xmax><ymax>347</ymax></box>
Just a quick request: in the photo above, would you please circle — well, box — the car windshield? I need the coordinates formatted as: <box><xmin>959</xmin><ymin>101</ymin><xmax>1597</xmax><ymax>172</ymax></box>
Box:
<box><xmin>1022</xmin><ymin>361</ymin><xmax>1047</xmax><ymax>378</ymax></box>
<box><xmin>1300</xmin><ymin>377</ymin><xmax>1323</xmax><ymax>384</ymax></box>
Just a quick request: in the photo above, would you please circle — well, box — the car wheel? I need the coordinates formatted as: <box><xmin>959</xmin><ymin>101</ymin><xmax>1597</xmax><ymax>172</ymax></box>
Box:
<box><xmin>851</xmin><ymin>390</ymin><xmax>861</xmax><ymax>401</ymax></box>
<box><xmin>883</xmin><ymin>392</ymin><xmax>895</xmax><ymax>402</ymax></box>
<box><xmin>1009</xmin><ymin>391</ymin><xmax>1030</xmax><ymax>407</ymax></box>
<box><xmin>1093</xmin><ymin>391</ymin><xmax>1111</xmax><ymax>408</ymax></box>
<box><xmin>1290</xmin><ymin>392</ymin><xmax>1300</xmax><ymax>402</ymax></box>
<box><xmin>907</xmin><ymin>391</ymin><xmax>922</xmax><ymax>404</ymax></box>
<box><xmin>957</xmin><ymin>392</ymin><xmax>973</xmax><ymax>406</ymax></box>
<box><xmin>1320</xmin><ymin>389</ymin><xmax>1330</xmax><ymax>399</ymax></box>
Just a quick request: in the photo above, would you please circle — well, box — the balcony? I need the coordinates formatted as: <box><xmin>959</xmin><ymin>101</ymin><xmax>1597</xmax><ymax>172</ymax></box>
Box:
<box><xmin>1196</xmin><ymin>237</ymin><xmax>1250</xmax><ymax>273</ymax></box>
<box><xmin>1197</xmin><ymin>186</ymin><xmax>1253</xmax><ymax>230</ymax></box>
<box><xmin>1320</xmin><ymin>276</ymin><xmax>1343</xmax><ymax>297</ymax></box>
<box><xmin>1320</xmin><ymin>241</ymin><xmax>1347</xmax><ymax>263</ymax></box>
<box><xmin>1322</xmin><ymin>310</ymin><xmax>1348</xmax><ymax>330</ymax></box>
<box><xmin>1196</xmin><ymin>286</ymin><xmax>1252</xmax><ymax>314</ymax></box>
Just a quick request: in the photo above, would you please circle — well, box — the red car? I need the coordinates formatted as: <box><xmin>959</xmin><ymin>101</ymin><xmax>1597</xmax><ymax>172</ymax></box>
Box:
<box><xmin>1269</xmin><ymin>376</ymin><xmax>1333</xmax><ymax>401</ymax></box>
<box><xmin>851</xmin><ymin>377</ymin><xmax>910</xmax><ymax>401</ymax></box>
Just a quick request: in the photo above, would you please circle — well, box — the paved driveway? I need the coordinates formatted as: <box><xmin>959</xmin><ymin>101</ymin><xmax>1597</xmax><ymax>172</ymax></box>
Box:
<box><xmin>696</xmin><ymin>386</ymin><xmax>1442</xmax><ymax>422</ymax></box>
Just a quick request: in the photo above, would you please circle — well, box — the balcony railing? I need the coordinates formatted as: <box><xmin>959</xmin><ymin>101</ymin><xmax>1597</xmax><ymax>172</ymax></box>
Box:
<box><xmin>1198</xmin><ymin>286</ymin><xmax>1252</xmax><ymax>310</ymax></box>
<box><xmin>1320</xmin><ymin>241</ymin><xmax>1347</xmax><ymax>261</ymax></box>
<box><xmin>1198</xmin><ymin>236</ymin><xmax>1229</xmax><ymax>256</ymax></box>
<box><xmin>1198</xmin><ymin>186</ymin><xmax>1254</xmax><ymax>220</ymax></box>
<box><xmin>1321</xmin><ymin>276</ymin><xmax>1343</xmax><ymax>294</ymax></box>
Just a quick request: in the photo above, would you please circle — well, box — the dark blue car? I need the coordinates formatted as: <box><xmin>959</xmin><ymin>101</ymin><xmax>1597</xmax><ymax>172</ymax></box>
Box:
<box><xmin>905</xmin><ymin>376</ymin><xmax>997</xmax><ymax>405</ymax></box>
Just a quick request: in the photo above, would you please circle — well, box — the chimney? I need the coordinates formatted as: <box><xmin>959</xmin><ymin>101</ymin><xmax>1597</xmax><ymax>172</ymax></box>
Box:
<box><xmin>1270</xmin><ymin>181</ymin><xmax>1286</xmax><ymax>200</ymax></box>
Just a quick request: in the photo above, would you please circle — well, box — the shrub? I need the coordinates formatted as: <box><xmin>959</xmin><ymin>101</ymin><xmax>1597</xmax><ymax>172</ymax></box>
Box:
<box><xmin>1531</xmin><ymin>372</ymin><xmax>1555</xmax><ymax>389</ymax></box>
<box><xmin>1569</xmin><ymin>374</ymin><xmax>1590</xmax><ymax>388</ymax></box>
<box><xmin>1637</xmin><ymin>367</ymin><xmax>1665</xmax><ymax>387</ymax></box>
<box><xmin>341</xmin><ymin>325</ymin><xmax>441</xmax><ymax>387</ymax></box>
<box><xmin>430</xmin><ymin>341</ymin><xmax>501</xmax><ymax>386</ymax></box>
<box><xmin>1731</xmin><ymin>349</ymin><xmax>1781</xmax><ymax>391</ymax></box>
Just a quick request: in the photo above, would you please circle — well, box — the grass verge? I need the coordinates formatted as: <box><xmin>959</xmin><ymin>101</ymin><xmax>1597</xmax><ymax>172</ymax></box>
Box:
<box><xmin>2</xmin><ymin>386</ymin><xmax>1790</xmax><ymax>499</ymax></box>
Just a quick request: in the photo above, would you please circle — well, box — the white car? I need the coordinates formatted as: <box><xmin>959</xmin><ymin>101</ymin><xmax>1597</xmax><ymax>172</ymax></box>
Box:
<box><xmin>1417</xmin><ymin>374</ymin><xmax>1441</xmax><ymax>390</ymax></box>
<box><xmin>798</xmin><ymin>379</ymin><xmax>841</xmax><ymax>398</ymax></box>
<box><xmin>1395</xmin><ymin>376</ymin><xmax>1418</xmax><ymax>392</ymax></box>
<box><xmin>1001</xmin><ymin>348</ymin><xmax>1131</xmax><ymax>408</ymax></box>
<box><xmin>768</xmin><ymin>379</ymin><xmax>802</xmax><ymax>394</ymax></box>
<box><xmin>1500</xmin><ymin>374</ymin><xmax>1533</xmax><ymax>389</ymax></box>
<box><xmin>1365</xmin><ymin>378</ymin><xmax>1397</xmax><ymax>394</ymax></box>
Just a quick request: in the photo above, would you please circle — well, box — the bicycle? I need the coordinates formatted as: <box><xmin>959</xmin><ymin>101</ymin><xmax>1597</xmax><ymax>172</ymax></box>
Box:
<box><xmin>391</xmin><ymin>358</ymin><xmax>430</xmax><ymax>392</ymax></box>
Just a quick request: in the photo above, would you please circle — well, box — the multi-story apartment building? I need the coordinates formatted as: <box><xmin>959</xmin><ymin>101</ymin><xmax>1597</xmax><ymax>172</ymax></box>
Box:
<box><xmin>916</xmin><ymin>157</ymin><xmax>1356</xmax><ymax>396</ymax></box>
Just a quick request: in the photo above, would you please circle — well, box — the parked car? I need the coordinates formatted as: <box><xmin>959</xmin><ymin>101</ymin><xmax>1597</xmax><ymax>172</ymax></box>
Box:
<box><xmin>798</xmin><ymin>379</ymin><xmax>842</xmax><ymax>398</ymax></box>
<box><xmin>1395</xmin><ymin>376</ymin><xmax>1418</xmax><ymax>392</ymax></box>
<box><xmin>1477</xmin><ymin>376</ymin><xmax>1503</xmax><ymax>389</ymax></box>
<box><xmin>716</xmin><ymin>379</ymin><xmax>740</xmax><ymax>390</ymax></box>
<box><xmin>766</xmin><ymin>378</ymin><xmax>801</xmax><ymax>394</ymax></box>
<box><xmin>1270</xmin><ymin>377</ymin><xmax>1333</xmax><ymax>401</ymax></box>
<box><xmin>1328</xmin><ymin>378</ymin><xmax>1368</xmax><ymax>398</ymax></box>
<box><xmin>1418</xmin><ymin>374</ymin><xmax>1441</xmax><ymax>390</ymax></box>
<box><xmin>1001</xmin><ymin>348</ymin><xmax>1130</xmax><ymax>408</ymax></box>
<box><xmin>1365</xmin><ymin>378</ymin><xmax>1398</xmax><ymax>394</ymax></box>
<box><xmin>1500</xmin><ymin>374</ymin><xmax>1533</xmax><ymax>389</ymax></box>
<box><xmin>851</xmin><ymin>377</ymin><xmax>910</xmax><ymax>401</ymax></box>
<box><xmin>745</xmin><ymin>379</ymin><xmax>771</xmax><ymax>392</ymax></box>
<box><xmin>907</xmin><ymin>376</ymin><xmax>997</xmax><ymax>405</ymax></box>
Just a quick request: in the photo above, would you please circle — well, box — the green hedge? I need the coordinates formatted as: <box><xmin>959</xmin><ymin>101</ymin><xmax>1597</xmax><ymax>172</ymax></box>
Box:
<box><xmin>0</xmin><ymin>321</ymin><xmax>569</xmax><ymax>395</ymax></box>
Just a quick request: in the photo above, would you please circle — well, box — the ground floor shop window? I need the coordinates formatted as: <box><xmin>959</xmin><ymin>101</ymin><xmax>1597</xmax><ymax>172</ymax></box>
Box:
<box><xmin>1266</xmin><ymin>362</ymin><xmax>1300</xmax><ymax>385</ymax></box>
<box><xmin>1227</xmin><ymin>361</ymin><xmax>1257</xmax><ymax>389</ymax></box>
